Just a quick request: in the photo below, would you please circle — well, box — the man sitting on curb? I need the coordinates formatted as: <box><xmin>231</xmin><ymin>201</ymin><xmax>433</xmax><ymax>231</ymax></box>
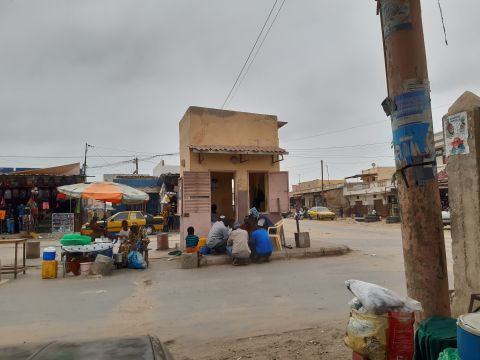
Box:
<box><xmin>226</xmin><ymin>222</ymin><xmax>251</xmax><ymax>266</ymax></box>
<box><xmin>250</xmin><ymin>218</ymin><xmax>273</xmax><ymax>263</ymax></box>
<box><xmin>207</xmin><ymin>215</ymin><xmax>229</xmax><ymax>254</ymax></box>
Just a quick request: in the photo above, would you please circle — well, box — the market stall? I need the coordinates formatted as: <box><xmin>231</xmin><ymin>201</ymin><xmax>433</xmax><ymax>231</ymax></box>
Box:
<box><xmin>56</xmin><ymin>182</ymin><xmax>150</xmax><ymax>276</ymax></box>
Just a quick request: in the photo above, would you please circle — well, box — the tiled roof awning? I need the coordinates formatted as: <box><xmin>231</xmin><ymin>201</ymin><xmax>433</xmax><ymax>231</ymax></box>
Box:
<box><xmin>189</xmin><ymin>145</ymin><xmax>288</xmax><ymax>155</ymax></box>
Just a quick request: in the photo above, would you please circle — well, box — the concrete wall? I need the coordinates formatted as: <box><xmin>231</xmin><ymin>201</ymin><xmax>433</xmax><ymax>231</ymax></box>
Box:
<box><xmin>180</xmin><ymin>106</ymin><xmax>280</xmax><ymax>149</ymax></box>
<box><xmin>445</xmin><ymin>92</ymin><xmax>480</xmax><ymax>315</ymax></box>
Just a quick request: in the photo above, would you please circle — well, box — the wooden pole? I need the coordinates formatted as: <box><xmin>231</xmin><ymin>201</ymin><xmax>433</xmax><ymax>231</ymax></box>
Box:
<box><xmin>376</xmin><ymin>0</ymin><xmax>450</xmax><ymax>318</ymax></box>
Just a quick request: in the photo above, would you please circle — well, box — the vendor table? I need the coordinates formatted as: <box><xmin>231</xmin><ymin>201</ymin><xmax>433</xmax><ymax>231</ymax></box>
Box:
<box><xmin>61</xmin><ymin>242</ymin><xmax>114</xmax><ymax>277</ymax></box>
<box><xmin>0</xmin><ymin>238</ymin><xmax>27</xmax><ymax>279</ymax></box>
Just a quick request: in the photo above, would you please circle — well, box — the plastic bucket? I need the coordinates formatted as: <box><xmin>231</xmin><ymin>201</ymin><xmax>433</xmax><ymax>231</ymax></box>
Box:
<box><xmin>457</xmin><ymin>313</ymin><xmax>480</xmax><ymax>360</ymax></box>
<box><xmin>42</xmin><ymin>246</ymin><xmax>56</xmax><ymax>260</ymax></box>
<box><xmin>79</xmin><ymin>262</ymin><xmax>93</xmax><ymax>276</ymax></box>
<box><xmin>196</xmin><ymin>237</ymin><xmax>206</xmax><ymax>251</ymax></box>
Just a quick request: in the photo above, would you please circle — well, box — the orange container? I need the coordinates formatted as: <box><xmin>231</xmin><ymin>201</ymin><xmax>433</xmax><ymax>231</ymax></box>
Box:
<box><xmin>42</xmin><ymin>260</ymin><xmax>58</xmax><ymax>279</ymax></box>
<box><xmin>196</xmin><ymin>237</ymin><xmax>207</xmax><ymax>251</ymax></box>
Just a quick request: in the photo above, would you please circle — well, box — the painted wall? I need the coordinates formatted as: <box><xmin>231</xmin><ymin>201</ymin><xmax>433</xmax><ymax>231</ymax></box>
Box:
<box><xmin>180</xmin><ymin>106</ymin><xmax>280</xmax><ymax>149</ymax></box>
<box><xmin>444</xmin><ymin>92</ymin><xmax>480</xmax><ymax>315</ymax></box>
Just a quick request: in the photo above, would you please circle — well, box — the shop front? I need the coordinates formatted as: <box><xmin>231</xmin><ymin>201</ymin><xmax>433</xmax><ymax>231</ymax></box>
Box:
<box><xmin>0</xmin><ymin>164</ymin><xmax>84</xmax><ymax>234</ymax></box>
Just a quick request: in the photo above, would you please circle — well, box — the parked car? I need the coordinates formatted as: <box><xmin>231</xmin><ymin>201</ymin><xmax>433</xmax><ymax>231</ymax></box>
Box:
<box><xmin>0</xmin><ymin>335</ymin><xmax>174</xmax><ymax>359</ymax></box>
<box><xmin>81</xmin><ymin>211</ymin><xmax>164</xmax><ymax>236</ymax></box>
<box><xmin>442</xmin><ymin>210</ymin><xmax>451</xmax><ymax>226</ymax></box>
<box><xmin>307</xmin><ymin>206</ymin><xmax>336</xmax><ymax>220</ymax></box>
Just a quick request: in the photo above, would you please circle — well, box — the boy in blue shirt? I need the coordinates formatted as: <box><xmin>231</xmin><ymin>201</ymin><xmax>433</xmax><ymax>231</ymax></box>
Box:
<box><xmin>185</xmin><ymin>226</ymin><xmax>199</xmax><ymax>252</ymax></box>
<box><xmin>249</xmin><ymin>218</ymin><xmax>273</xmax><ymax>263</ymax></box>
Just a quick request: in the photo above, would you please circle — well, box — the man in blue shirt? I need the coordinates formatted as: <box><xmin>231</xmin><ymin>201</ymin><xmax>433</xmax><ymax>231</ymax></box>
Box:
<box><xmin>249</xmin><ymin>218</ymin><xmax>273</xmax><ymax>263</ymax></box>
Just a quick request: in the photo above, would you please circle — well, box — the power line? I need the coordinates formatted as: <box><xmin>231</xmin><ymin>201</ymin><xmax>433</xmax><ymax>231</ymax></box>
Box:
<box><xmin>283</xmin><ymin>120</ymin><xmax>386</xmax><ymax>143</ymax></box>
<box><xmin>287</xmin><ymin>141</ymin><xmax>390</xmax><ymax>151</ymax></box>
<box><xmin>227</xmin><ymin>0</ymin><xmax>287</xmax><ymax>106</ymax></box>
<box><xmin>0</xmin><ymin>155</ymin><xmax>134</xmax><ymax>159</ymax></box>
<box><xmin>221</xmin><ymin>0</ymin><xmax>279</xmax><ymax>109</ymax></box>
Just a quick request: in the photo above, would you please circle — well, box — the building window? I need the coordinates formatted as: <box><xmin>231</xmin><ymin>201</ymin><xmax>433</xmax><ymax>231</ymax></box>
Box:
<box><xmin>373</xmin><ymin>195</ymin><xmax>377</xmax><ymax>198</ymax></box>
<box><xmin>356</xmin><ymin>196</ymin><xmax>360</xmax><ymax>200</ymax></box>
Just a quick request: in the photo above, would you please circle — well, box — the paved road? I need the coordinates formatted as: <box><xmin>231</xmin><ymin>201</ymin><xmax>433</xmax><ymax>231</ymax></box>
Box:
<box><xmin>0</xmin><ymin>219</ymin><xmax>453</xmax><ymax>351</ymax></box>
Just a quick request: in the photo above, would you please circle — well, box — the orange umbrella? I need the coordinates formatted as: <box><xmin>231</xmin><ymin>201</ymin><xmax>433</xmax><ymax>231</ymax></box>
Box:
<box><xmin>57</xmin><ymin>182</ymin><xmax>149</xmax><ymax>204</ymax></box>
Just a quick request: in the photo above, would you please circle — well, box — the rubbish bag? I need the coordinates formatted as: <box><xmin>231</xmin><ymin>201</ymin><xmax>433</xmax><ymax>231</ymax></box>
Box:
<box><xmin>345</xmin><ymin>280</ymin><xmax>422</xmax><ymax>314</ymax></box>
<box><xmin>344</xmin><ymin>309</ymin><xmax>388</xmax><ymax>360</ymax></box>
<box><xmin>128</xmin><ymin>251</ymin><xmax>146</xmax><ymax>269</ymax></box>
<box><xmin>438</xmin><ymin>348</ymin><xmax>460</xmax><ymax>360</ymax></box>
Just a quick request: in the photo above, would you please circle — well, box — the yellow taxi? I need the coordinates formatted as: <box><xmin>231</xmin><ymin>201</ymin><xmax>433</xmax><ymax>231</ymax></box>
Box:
<box><xmin>81</xmin><ymin>211</ymin><xmax>164</xmax><ymax>236</ymax></box>
<box><xmin>307</xmin><ymin>206</ymin><xmax>336</xmax><ymax>220</ymax></box>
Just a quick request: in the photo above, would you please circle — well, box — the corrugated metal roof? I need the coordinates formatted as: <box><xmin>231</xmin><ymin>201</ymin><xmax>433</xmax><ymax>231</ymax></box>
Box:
<box><xmin>189</xmin><ymin>145</ymin><xmax>288</xmax><ymax>155</ymax></box>
<box><xmin>7</xmin><ymin>163</ymin><xmax>81</xmax><ymax>176</ymax></box>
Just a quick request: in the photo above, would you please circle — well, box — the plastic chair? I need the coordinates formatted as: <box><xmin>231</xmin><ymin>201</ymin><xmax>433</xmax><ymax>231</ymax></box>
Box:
<box><xmin>268</xmin><ymin>220</ymin><xmax>284</xmax><ymax>251</ymax></box>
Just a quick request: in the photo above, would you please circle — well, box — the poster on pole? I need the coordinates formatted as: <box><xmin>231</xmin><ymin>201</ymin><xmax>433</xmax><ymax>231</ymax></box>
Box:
<box><xmin>52</xmin><ymin>213</ymin><xmax>75</xmax><ymax>233</ymax></box>
<box><xmin>444</xmin><ymin>112</ymin><xmax>469</xmax><ymax>156</ymax></box>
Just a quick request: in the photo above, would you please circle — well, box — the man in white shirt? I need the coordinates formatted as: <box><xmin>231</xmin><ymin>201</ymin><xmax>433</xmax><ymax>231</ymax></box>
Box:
<box><xmin>226</xmin><ymin>222</ymin><xmax>251</xmax><ymax>265</ymax></box>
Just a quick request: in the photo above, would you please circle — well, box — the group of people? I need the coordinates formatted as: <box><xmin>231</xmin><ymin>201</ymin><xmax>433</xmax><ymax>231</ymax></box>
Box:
<box><xmin>116</xmin><ymin>220</ymin><xmax>150</xmax><ymax>264</ymax></box>
<box><xmin>2</xmin><ymin>203</ymin><xmax>37</xmax><ymax>234</ymax></box>
<box><xmin>186</xmin><ymin>208</ymin><xmax>274</xmax><ymax>266</ymax></box>
<box><xmin>88</xmin><ymin>216</ymin><xmax>150</xmax><ymax>268</ymax></box>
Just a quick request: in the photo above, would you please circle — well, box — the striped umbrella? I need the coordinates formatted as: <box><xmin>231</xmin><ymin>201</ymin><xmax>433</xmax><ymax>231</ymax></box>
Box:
<box><xmin>57</xmin><ymin>182</ymin><xmax>149</xmax><ymax>204</ymax></box>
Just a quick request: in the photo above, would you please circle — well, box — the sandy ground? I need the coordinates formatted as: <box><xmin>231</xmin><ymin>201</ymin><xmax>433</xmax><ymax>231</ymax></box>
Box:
<box><xmin>0</xmin><ymin>219</ymin><xmax>453</xmax><ymax>359</ymax></box>
<box><xmin>169</xmin><ymin>322</ymin><xmax>349</xmax><ymax>359</ymax></box>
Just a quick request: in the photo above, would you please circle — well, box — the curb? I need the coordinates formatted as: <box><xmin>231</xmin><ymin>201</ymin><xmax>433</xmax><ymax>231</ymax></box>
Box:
<box><xmin>197</xmin><ymin>245</ymin><xmax>350</xmax><ymax>267</ymax></box>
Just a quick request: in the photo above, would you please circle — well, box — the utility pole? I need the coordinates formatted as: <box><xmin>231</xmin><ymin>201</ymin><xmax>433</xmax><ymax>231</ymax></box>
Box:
<box><xmin>321</xmin><ymin>160</ymin><xmax>324</xmax><ymax>205</ymax></box>
<box><xmin>133</xmin><ymin>157</ymin><xmax>139</xmax><ymax>175</ymax></box>
<box><xmin>376</xmin><ymin>0</ymin><xmax>450</xmax><ymax>318</ymax></box>
<box><xmin>82</xmin><ymin>143</ymin><xmax>89</xmax><ymax>178</ymax></box>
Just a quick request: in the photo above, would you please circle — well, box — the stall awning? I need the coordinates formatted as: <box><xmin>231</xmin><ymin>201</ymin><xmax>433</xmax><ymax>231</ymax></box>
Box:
<box><xmin>189</xmin><ymin>145</ymin><xmax>288</xmax><ymax>155</ymax></box>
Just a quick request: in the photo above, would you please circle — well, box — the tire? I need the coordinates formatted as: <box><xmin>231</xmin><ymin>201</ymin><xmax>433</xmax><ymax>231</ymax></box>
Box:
<box><xmin>145</xmin><ymin>225</ymin><xmax>154</xmax><ymax>235</ymax></box>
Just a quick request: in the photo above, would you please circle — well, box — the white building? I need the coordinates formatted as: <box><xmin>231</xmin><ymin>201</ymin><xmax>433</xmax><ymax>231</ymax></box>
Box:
<box><xmin>153</xmin><ymin>160</ymin><xmax>180</xmax><ymax>177</ymax></box>
<box><xmin>343</xmin><ymin>166</ymin><xmax>397</xmax><ymax>217</ymax></box>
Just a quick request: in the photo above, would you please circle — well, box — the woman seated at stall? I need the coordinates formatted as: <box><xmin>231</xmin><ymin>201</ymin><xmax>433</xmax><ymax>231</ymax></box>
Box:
<box><xmin>128</xmin><ymin>223</ymin><xmax>150</xmax><ymax>252</ymax></box>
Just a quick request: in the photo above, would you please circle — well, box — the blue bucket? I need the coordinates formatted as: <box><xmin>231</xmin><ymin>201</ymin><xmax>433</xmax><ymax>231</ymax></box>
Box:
<box><xmin>42</xmin><ymin>246</ymin><xmax>56</xmax><ymax>261</ymax></box>
<box><xmin>457</xmin><ymin>313</ymin><xmax>480</xmax><ymax>360</ymax></box>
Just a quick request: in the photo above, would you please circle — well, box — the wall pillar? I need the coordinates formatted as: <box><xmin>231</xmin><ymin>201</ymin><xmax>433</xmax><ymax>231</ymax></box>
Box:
<box><xmin>444</xmin><ymin>91</ymin><xmax>480</xmax><ymax>316</ymax></box>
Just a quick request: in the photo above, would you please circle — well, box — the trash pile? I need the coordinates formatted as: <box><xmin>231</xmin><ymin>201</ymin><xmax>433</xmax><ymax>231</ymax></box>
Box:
<box><xmin>344</xmin><ymin>280</ymin><xmax>422</xmax><ymax>360</ymax></box>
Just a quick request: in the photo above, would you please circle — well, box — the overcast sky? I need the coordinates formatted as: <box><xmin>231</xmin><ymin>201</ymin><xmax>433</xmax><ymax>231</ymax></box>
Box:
<box><xmin>0</xmin><ymin>0</ymin><xmax>478</xmax><ymax>184</ymax></box>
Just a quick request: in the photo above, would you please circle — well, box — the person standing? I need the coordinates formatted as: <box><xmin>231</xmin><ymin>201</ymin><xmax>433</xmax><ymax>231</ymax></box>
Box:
<box><xmin>17</xmin><ymin>203</ymin><xmax>25</xmax><ymax>232</ymax></box>
<box><xmin>6</xmin><ymin>206</ymin><xmax>15</xmax><ymax>234</ymax></box>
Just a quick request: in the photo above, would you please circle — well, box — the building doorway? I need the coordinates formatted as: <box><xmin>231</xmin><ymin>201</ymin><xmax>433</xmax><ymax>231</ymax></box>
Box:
<box><xmin>211</xmin><ymin>172</ymin><xmax>235</xmax><ymax>221</ymax></box>
<box><xmin>249</xmin><ymin>172</ymin><xmax>267</xmax><ymax>212</ymax></box>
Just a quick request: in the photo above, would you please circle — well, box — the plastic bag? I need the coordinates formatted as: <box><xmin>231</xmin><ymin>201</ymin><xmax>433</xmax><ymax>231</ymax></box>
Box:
<box><xmin>128</xmin><ymin>251</ymin><xmax>146</xmax><ymax>269</ymax></box>
<box><xmin>438</xmin><ymin>348</ymin><xmax>460</xmax><ymax>360</ymax></box>
<box><xmin>345</xmin><ymin>280</ymin><xmax>422</xmax><ymax>314</ymax></box>
<box><xmin>344</xmin><ymin>309</ymin><xmax>388</xmax><ymax>360</ymax></box>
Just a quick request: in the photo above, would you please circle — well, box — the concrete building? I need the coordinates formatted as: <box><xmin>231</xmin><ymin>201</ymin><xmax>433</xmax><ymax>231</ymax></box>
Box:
<box><xmin>289</xmin><ymin>179</ymin><xmax>348</xmax><ymax>215</ymax></box>
<box><xmin>179</xmin><ymin>106</ymin><xmax>289</xmax><ymax>243</ymax></box>
<box><xmin>153</xmin><ymin>160</ymin><xmax>180</xmax><ymax>177</ymax></box>
<box><xmin>343</xmin><ymin>166</ymin><xmax>397</xmax><ymax>217</ymax></box>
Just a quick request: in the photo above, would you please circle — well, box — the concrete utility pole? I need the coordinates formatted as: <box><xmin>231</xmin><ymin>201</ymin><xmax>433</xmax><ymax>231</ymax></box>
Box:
<box><xmin>376</xmin><ymin>0</ymin><xmax>450</xmax><ymax>318</ymax></box>
<box><xmin>321</xmin><ymin>160</ymin><xmax>324</xmax><ymax>205</ymax></box>
<box><xmin>133</xmin><ymin>157</ymin><xmax>139</xmax><ymax>175</ymax></box>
